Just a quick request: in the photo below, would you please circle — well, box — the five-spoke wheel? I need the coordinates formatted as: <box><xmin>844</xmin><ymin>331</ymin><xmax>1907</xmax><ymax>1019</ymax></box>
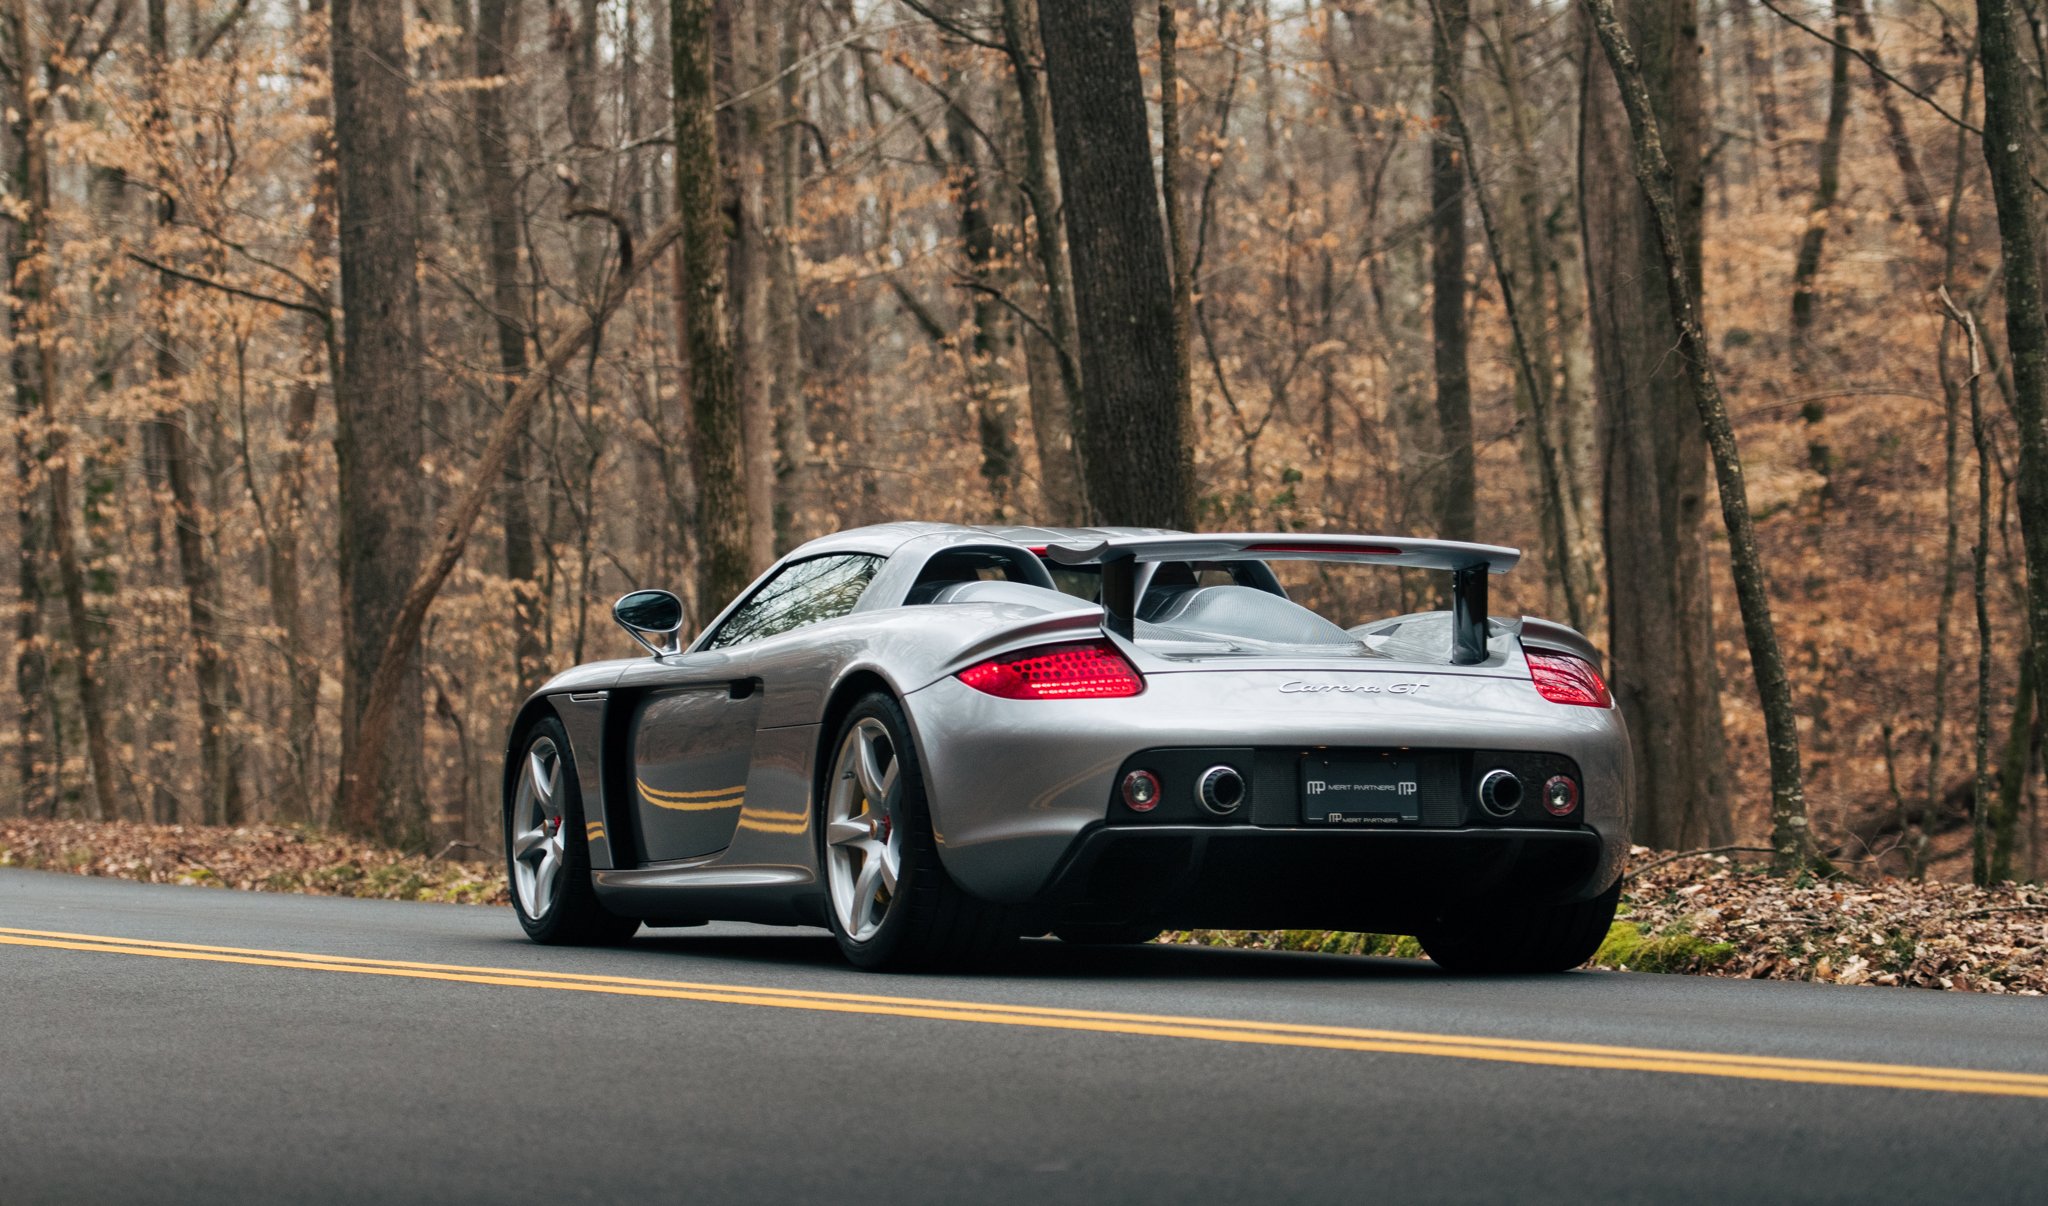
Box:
<box><xmin>818</xmin><ymin>693</ymin><xmax>1015</xmax><ymax>970</ymax></box>
<box><xmin>505</xmin><ymin>717</ymin><xmax>638</xmax><ymax>946</ymax></box>
<box><xmin>825</xmin><ymin>717</ymin><xmax>904</xmax><ymax>943</ymax></box>
<box><xmin>511</xmin><ymin>736</ymin><xmax>569</xmax><ymax>920</ymax></box>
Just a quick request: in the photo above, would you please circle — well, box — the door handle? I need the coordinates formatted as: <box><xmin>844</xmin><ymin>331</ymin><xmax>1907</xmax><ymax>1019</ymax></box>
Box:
<box><xmin>728</xmin><ymin>679</ymin><xmax>760</xmax><ymax>700</ymax></box>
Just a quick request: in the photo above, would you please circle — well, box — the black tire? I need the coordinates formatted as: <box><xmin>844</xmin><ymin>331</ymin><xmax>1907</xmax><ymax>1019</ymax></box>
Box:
<box><xmin>1418</xmin><ymin>879</ymin><xmax>1621</xmax><ymax>974</ymax></box>
<box><xmin>506</xmin><ymin>715</ymin><xmax>639</xmax><ymax>946</ymax></box>
<box><xmin>819</xmin><ymin>692</ymin><xmax>1016</xmax><ymax>971</ymax></box>
<box><xmin>1052</xmin><ymin>923</ymin><xmax>1164</xmax><ymax>946</ymax></box>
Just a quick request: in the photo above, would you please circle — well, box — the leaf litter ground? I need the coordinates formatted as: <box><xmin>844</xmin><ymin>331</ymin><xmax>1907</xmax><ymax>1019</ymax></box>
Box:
<box><xmin>4</xmin><ymin>822</ymin><xmax>2042</xmax><ymax>993</ymax></box>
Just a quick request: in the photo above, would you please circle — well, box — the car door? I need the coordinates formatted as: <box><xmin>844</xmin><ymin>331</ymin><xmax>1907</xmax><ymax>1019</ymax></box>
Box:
<box><xmin>622</xmin><ymin>553</ymin><xmax>884</xmax><ymax>863</ymax></box>
<box><xmin>618</xmin><ymin>658</ymin><xmax>757</xmax><ymax>862</ymax></box>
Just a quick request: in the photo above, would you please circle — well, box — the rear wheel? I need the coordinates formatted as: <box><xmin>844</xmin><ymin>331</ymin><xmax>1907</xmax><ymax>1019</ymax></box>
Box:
<box><xmin>1418</xmin><ymin>880</ymin><xmax>1621</xmax><ymax>974</ymax></box>
<box><xmin>506</xmin><ymin>717</ymin><xmax>639</xmax><ymax>946</ymax></box>
<box><xmin>820</xmin><ymin>693</ymin><xmax>1015</xmax><ymax>970</ymax></box>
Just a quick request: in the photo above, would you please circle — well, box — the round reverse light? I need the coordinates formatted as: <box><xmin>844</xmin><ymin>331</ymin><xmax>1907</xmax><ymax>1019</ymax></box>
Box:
<box><xmin>1542</xmin><ymin>775</ymin><xmax>1580</xmax><ymax>817</ymax></box>
<box><xmin>1121</xmin><ymin>769</ymin><xmax>1161</xmax><ymax>812</ymax></box>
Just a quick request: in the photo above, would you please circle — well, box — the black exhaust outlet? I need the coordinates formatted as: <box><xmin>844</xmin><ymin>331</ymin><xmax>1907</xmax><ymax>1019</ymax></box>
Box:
<box><xmin>1197</xmin><ymin>765</ymin><xmax>1245</xmax><ymax>816</ymax></box>
<box><xmin>1477</xmin><ymin>768</ymin><xmax>1524</xmax><ymax>818</ymax></box>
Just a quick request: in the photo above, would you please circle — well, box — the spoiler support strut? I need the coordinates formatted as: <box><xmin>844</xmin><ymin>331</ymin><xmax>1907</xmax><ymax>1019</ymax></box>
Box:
<box><xmin>1449</xmin><ymin>564</ymin><xmax>1488</xmax><ymax>666</ymax></box>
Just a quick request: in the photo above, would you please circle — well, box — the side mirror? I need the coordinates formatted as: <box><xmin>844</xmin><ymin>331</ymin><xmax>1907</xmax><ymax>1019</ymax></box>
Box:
<box><xmin>613</xmin><ymin>589</ymin><xmax>686</xmax><ymax>657</ymax></box>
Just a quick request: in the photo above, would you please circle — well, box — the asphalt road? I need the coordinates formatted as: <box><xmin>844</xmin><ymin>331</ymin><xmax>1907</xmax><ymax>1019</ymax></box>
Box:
<box><xmin>4</xmin><ymin>869</ymin><xmax>2046</xmax><ymax>1204</ymax></box>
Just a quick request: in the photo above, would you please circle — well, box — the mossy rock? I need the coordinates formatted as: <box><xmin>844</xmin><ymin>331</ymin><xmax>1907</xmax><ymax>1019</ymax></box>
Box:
<box><xmin>1594</xmin><ymin>921</ymin><xmax>1734</xmax><ymax>974</ymax></box>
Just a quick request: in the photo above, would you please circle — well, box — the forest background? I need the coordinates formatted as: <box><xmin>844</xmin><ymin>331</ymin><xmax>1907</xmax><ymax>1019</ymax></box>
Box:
<box><xmin>4</xmin><ymin>0</ymin><xmax>2045</xmax><ymax>888</ymax></box>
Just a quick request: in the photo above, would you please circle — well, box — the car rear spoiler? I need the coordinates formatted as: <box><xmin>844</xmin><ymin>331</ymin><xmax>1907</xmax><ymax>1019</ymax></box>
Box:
<box><xmin>1044</xmin><ymin>533</ymin><xmax>1520</xmax><ymax>665</ymax></box>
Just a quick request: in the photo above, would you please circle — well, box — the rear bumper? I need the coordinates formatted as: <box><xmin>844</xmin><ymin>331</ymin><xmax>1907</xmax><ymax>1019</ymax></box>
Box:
<box><xmin>903</xmin><ymin>671</ymin><xmax>1632</xmax><ymax>905</ymax></box>
<box><xmin>1025</xmin><ymin>825</ymin><xmax>1608</xmax><ymax>933</ymax></box>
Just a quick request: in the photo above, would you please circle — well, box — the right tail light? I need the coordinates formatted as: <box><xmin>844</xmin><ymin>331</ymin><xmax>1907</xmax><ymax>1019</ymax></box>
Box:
<box><xmin>1526</xmin><ymin>650</ymin><xmax>1612</xmax><ymax>708</ymax></box>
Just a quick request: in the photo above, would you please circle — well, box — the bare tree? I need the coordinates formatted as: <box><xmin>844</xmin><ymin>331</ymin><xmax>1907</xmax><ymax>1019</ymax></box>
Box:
<box><xmin>675</xmin><ymin>0</ymin><xmax>750</xmax><ymax>615</ymax></box>
<box><xmin>995</xmin><ymin>0</ymin><xmax>1084</xmax><ymax>523</ymax></box>
<box><xmin>471</xmin><ymin>0</ymin><xmax>550</xmax><ymax>696</ymax></box>
<box><xmin>1578</xmin><ymin>0</ymin><xmax>1731</xmax><ymax>851</ymax></box>
<box><xmin>331</xmin><ymin>0</ymin><xmax>428</xmax><ymax>843</ymax></box>
<box><xmin>1788</xmin><ymin>0</ymin><xmax>1850</xmax><ymax>333</ymax></box>
<box><xmin>1037</xmin><ymin>0</ymin><xmax>1192</xmax><ymax>529</ymax></box>
<box><xmin>1585</xmin><ymin>0</ymin><xmax>1813</xmax><ymax>870</ymax></box>
<box><xmin>3</xmin><ymin>0</ymin><xmax>124</xmax><ymax>823</ymax></box>
<box><xmin>1428</xmin><ymin>0</ymin><xmax>1474</xmax><ymax>543</ymax></box>
<box><xmin>1973</xmin><ymin>0</ymin><xmax>2048</xmax><ymax>875</ymax></box>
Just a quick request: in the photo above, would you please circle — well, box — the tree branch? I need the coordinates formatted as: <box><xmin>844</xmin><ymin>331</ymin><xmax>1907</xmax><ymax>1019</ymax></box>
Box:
<box><xmin>125</xmin><ymin>251</ymin><xmax>330</xmax><ymax>323</ymax></box>
<box><xmin>1624</xmin><ymin>846</ymin><xmax>1779</xmax><ymax>881</ymax></box>
<box><xmin>1754</xmin><ymin>0</ymin><xmax>1978</xmax><ymax>136</ymax></box>
<box><xmin>336</xmin><ymin>218</ymin><xmax>684</xmax><ymax>833</ymax></box>
<box><xmin>895</xmin><ymin>0</ymin><xmax>1011</xmax><ymax>54</ymax></box>
<box><xmin>194</xmin><ymin>0</ymin><xmax>254</xmax><ymax>60</ymax></box>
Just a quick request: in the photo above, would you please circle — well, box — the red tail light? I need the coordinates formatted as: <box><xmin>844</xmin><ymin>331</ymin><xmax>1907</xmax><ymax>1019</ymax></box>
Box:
<box><xmin>958</xmin><ymin>641</ymin><xmax>1143</xmax><ymax>699</ymax></box>
<box><xmin>1527</xmin><ymin>650</ymin><xmax>1611</xmax><ymax>708</ymax></box>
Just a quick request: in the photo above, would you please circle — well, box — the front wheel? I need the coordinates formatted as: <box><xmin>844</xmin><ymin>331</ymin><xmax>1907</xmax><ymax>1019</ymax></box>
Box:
<box><xmin>819</xmin><ymin>693</ymin><xmax>1015</xmax><ymax>970</ymax></box>
<box><xmin>506</xmin><ymin>717</ymin><xmax>639</xmax><ymax>946</ymax></box>
<box><xmin>1418</xmin><ymin>880</ymin><xmax>1621</xmax><ymax>974</ymax></box>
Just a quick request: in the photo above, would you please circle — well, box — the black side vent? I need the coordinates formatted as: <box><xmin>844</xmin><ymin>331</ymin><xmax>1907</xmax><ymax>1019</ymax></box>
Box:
<box><xmin>1250</xmin><ymin>749</ymin><xmax>1296</xmax><ymax>826</ymax></box>
<box><xmin>1418</xmin><ymin>757</ymin><xmax>1463</xmax><ymax>826</ymax></box>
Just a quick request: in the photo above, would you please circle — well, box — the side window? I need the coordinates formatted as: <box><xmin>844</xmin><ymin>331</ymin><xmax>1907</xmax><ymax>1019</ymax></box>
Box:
<box><xmin>906</xmin><ymin>548</ymin><xmax>1050</xmax><ymax>603</ymax></box>
<box><xmin>703</xmin><ymin>554</ymin><xmax>884</xmax><ymax>649</ymax></box>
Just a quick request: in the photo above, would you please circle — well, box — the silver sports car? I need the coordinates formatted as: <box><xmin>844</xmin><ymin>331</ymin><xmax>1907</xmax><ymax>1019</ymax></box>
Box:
<box><xmin>503</xmin><ymin>523</ymin><xmax>1631</xmax><ymax>972</ymax></box>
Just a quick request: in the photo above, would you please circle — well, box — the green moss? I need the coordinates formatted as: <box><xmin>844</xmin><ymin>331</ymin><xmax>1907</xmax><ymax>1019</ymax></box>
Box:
<box><xmin>1594</xmin><ymin>920</ymin><xmax>1646</xmax><ymax>966</ymax></box>
<box><xmin>1593</xmin><ymin>920</ymin><xmax>1734</xmax><ymax>974</ymax></box>
<box><xmin>1265</xmin><ymin>931</ymin><xmax>1425</xmax><ymax>958</ymax></box>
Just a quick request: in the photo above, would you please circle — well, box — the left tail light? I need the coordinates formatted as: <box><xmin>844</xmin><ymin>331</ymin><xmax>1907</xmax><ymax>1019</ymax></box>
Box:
<box><xmin>957</xmin><ymin>641</ymin><xmax>1144</xmax><ymax>699</ymax></box>
<box><xmin>1526</xmin><ymin>649</ymin><xmax>1612</xmax><ymax>708</ymax></box>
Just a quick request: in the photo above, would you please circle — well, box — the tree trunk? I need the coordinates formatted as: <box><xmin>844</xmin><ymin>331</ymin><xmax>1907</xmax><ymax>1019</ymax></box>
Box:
<box><xmin>1578</xmin><ymin>0</ymin><xmax>1732</xmax><ymax>852</ymax></box>
<box><xmin>1496</xmin><ymin>0</ymin><xmax>1600</xmax><ymax>628</ymax></box>
<box><xmin>4</xmin><ymin>7</ymin><xmax>50</xmax><ymax>818</ymax></box>
<box><xmin>338</xmin><ymin>221</ymin><xmax>685</xmax><ymax>843</ymax></box>
<box><xmin>474</xmin><ymin>0</ymin><xmax>550</xmax><ymax>696</ymax></box>
<box><xmin>1441</xmin><ymin>91</ymin><xmax>1586</xmax><ymax>634</ymax></box>
<box><xmin>731</xmin><ymin>0</ymin><xmax>778</xmax><ymax>568</ymax></box>
<box><xmin>1918</xmin><ymin>43</ymin><xmax>1979</xmax><ymax>876</ymax></box>
<box><xmin>768</xmin><ymin>7</ymin><xmax>816</xmax><ymax>543</ymax></box>
<box><xmin>6</xmin><ymin>0</ymin><xmax>119</xmax><ymax>822</ymax></box>
<box><xmin>147</xmin><ymin>0</ymin><xmax>244</xmax><ymax>826</ymax></box>
<box><xmin>1788</xmin><ymin>1</ymin><xmax>1850</xmax><ymax>334</ymax></box>
<box><xmin>674</xmin><ymin>0</ymin><xmax>750</xmax><ymax>617</ymax></box>
<box><xmin>1974</xmin><ymin>0</ymin><xmax>2048</xmax><ymax>805</ymax></box>
<box><xmin>1727</xmin><ymin>0</ymin><xmax>1786</xmax><ymax>194</ymax></box>
<box><xmin>332</xmin><ymin>0</ymin><xmax>428</xmax><ymax>843</ymax></box>
<box><xmin>1429</xmin><ymin>0</ymin><xmax>1474</xmax><ymax>544</ymax></box>
<box><xmin>1990</xmin><ymin>657</ymin><xmax>2034</xmax><ymax>883</ymax></box>
<box><xmin>255</xmin><ymin>0</ymin><xmax>336</xmax><ymax>825</ymax></box>
<box><xmin>944</xmin><ymin>90</ymin><xmax>1018</xmax><ymax>518</ymax></box>
<box><xmin>1037</xmin><ymin>0</ymin><xmax>1193</xmax><ymax>529</ymax></box>
<box><xmin>1159</xmin><ymin>2</ymin><xmax>1194</xmax><ymax>449</ymax></box>
<box><xmin>1843</xmin><ymin>0</ymin><xmax>1941</xmax><ymax>245</ymax></box>
<box><xmin>1585</xmin><ymin>0</ymin><xmax>1812</xmax><ymax>869</ymax></box>
<box><xmin>997</xmin><ymin>0</ymin><xmax>1084</xmax><ymax>524</ymax></box>
<box><xmin>556</xmin><ymin>0</ymin><xmax>604</xmax><ymax>296</ymax></box>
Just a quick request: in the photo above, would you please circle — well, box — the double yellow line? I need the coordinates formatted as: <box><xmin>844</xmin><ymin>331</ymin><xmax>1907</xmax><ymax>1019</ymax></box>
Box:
<box><xmin>5</xmin><ymin>924</ymin><xmax>2046</xmax><ymax>1100</ymax></box>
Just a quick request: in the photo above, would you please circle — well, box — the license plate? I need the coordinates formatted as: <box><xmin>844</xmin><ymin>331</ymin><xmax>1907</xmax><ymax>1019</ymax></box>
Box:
<box><xmin>1300</xmin><ymin>755</ymin><xmax>1421</xmax><ymax>825</ymax></box>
